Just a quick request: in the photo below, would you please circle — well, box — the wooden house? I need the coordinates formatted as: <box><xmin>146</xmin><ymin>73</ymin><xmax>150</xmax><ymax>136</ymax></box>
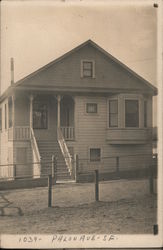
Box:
<box><xmin>0</xmin><ymin>40</ymin><xmax>157</xmax><ymax>182</ymax></box>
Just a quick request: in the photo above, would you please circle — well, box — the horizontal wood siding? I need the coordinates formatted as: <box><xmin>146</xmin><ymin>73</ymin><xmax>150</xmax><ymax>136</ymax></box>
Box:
<box><xmin>106</xmin><ymin>128</ymin><xmax>152</xmax><ymax>143</ymax></box>
<box><xmin>15</xmin><ymin>96</ymin><xmax>30</xmax><ymax>126</ymax></box>
<box><xmin>13</xmin><ymin>141</ymin><xmax>33</xmax><ymax>177</ymax></box>
<box><xmin>0</xmin><ymin>131</ymin><xmax>13</xmax><ymax>165</ymax></box>
<box><xmin>67</xmin><ymin>96</ymin><xmax>153</xmax><ymax>174</ymax></box>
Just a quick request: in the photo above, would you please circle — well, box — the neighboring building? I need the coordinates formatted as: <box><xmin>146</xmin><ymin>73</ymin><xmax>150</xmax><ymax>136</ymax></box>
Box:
<box><xmin>0</xmin><ymin>40</ymin><xmax>157</xmax><ymax>181</ymax></box>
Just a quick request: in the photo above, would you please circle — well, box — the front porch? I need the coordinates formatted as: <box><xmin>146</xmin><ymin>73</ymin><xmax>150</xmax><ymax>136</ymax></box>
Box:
<box><xmin>6</xmin><ymin>92</ymin><xmax>76</xmax><ymax>180</ymax></box>
<box><xmin>8</xmin><ymin>93</ymin><xmax>75</xmax><ymax>141</ymax></box>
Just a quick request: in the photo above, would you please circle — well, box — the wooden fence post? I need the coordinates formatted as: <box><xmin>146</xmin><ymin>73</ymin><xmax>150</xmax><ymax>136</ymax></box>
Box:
<box><xmin>54</xmin><ymin>156</ymin><xmax>57</xmax><ymax>184</ymax></box>
<box><xmin>48</xmin><ymin>175</ymin><xmax>52</xmax><ymax>207</ymax></box>
<box><xmin>95</xmin><ymin>170</ymin><xmax>99</xmax><ymax>201</ymax></box>
<box><xmin>39</xmin><ymin>157</ymin><xmax>42</xmax><ymax>178</ymax></box>
<box><xmin>75</xmin><ymin>154</ymin><xmax>79</xmax><ymax>182</ymax></box>
<box><xmin>116</xmin><ymin>156</ymin><xmax>119</xmax><ymax>176</ymax></box>
<box><xmin>149</xmin><ymin>164</ymin><xmax>154</xmax><ymax>194</ymax></box>
<box><xmin>52</xmin><ymin>155</ymin><xmax>55</xmax><ymax>178</ymax></box>
<box><xmin>14</xmin><ymin>164</ymin><xmax>16</xmax><ymax>179</ymax></box>
<box><xmin>52</xmin><ymin>155</ymin><xmax>57</xmax><ymax>184</ymax></box>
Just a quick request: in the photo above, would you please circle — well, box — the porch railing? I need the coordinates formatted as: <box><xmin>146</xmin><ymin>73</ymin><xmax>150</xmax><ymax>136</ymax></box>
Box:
<box><xmin>61</xmin><ymin>126</ymin><xmax>75</xmax><ymax>140</ymax></box>
<box><xmin>8</xmin><ymin>126</ymin><xmax>31</xmax><ymax>141</ymax></box>
<box><xmin>57</xmin><ymin>127</ymin><xmax>73</xmax><ymax>176</ymax></box>
<box><xmin>30</xmin><ymin>128</ymin><xmax>41</xmax><ymax>178</ymax></box>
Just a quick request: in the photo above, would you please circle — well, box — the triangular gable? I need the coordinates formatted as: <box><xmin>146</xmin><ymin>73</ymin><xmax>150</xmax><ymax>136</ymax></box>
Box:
<box><xmin>4</xmin><ymin>40</ymin><xmax>158</xmax><ymax>96</ymax></box>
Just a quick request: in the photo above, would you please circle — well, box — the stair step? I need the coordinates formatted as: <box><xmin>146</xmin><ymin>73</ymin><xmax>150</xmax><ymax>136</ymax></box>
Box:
<box><xmin>37</xmin><ymin>139</ymin><xmax>73</xmax><ymax>181</ymax></box>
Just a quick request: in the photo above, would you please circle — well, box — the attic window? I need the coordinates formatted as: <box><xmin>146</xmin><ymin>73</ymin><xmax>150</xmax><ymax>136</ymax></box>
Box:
<box><xmin>81</xmin><ymin>60</ymin><xmax>95</xmax><ymax>78</ymax></box>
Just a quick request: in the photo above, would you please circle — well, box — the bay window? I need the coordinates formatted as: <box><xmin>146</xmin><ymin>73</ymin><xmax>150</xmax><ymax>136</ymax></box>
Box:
<box><xmin>109</xmin><ymin>100</ymin><xmax>118</xmax><ymax>127</ymax></box>
<box><xmin>125</xmin><ymin>100</ymin><xmax>139</xmax><ymax>127</ymax></box>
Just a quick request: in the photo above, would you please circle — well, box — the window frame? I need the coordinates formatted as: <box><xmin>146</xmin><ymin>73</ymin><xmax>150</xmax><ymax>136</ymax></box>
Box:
<box><xmin>108</xmin><ymin>99</ymin><xmax>118</xmax><ymax>128</ymax></box>
<box><xmin>125</xmin><ymin>99</ymin><xmax>139</xmax><ymax>128</ymax></box>
<box><xmin>86</xmin><ymin>103</ymin><xmax>98</xmax><ymax>114</ymax></box>
<box><xmin>81</xmin><ymin>60</ymin><xmax>95</xmax><ymax>78</ymax></box>
<box><xmin>90</xmin><ymin>148</ymin><xmax>101</xmax><ymax>162</ymax></box>
<box><xmin>33</xmin><ymin>102</ymin><xmax>48</xmax><ymax>129</ymax></box>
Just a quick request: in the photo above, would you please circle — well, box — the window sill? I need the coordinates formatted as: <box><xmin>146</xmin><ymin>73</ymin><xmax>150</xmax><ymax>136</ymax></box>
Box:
<box><xmin>107</xmin><ymin>127</ymin><xmax>150</xmax><ymax>130</ymax></box>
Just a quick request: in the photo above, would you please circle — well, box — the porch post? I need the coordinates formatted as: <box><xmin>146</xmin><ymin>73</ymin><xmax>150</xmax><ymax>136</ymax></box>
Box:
<box><xmin>12</xmin><ymin>95</ymin><xmax>15</xmax><ymax>127</ymax></box>
<box><xmin>29</xmin><ymin>94</ymin><xmax>34</xmax><ymax>128</ymax></box>
<box><xmin>57</xmin><ymin>95</ymin><xmax>61</xmax><ymax>128</ymax></box>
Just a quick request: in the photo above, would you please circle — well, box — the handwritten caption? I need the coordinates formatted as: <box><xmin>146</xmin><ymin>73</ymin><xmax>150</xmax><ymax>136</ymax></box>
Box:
<box><xmin>18</xmin><ymin>234</ymin><xmax>118</xmax><ymax>244</ymax></box>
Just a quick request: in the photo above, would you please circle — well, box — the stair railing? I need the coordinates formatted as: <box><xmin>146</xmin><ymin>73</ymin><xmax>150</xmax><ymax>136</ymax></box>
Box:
<box><xmin>30</xmin><ymin>128</ymin><xmax>41</xmax><ymax>177</ymax></box>
<box><xmin>57</xmin><ymin>127</ymin><xmax>73</xmax><ymax>176</ymax></box>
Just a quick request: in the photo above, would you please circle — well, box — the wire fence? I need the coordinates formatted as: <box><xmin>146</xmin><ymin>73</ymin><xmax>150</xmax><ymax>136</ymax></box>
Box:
<box><xmin>0</xmin><ymin>153</ymin><xmax>157</xmax><ymax>209</ymax></box>
<box><xmin>0</xmin><ymin>153</ymin><xmax>157</xmax><ymax>181</ymax></box>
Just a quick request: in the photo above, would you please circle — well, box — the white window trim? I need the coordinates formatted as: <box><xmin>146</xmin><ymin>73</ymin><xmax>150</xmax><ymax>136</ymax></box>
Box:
<box><xmin>107</xmin><ymin>94</ymin><xmax>148</xmax><ymax>129</ymax></box>
<box><xmin>108</xmin><ymin>98</ymin><xmax>118</xmax><ymax>128</ymax></box>
<box><xmin>89</xmin><ymin>147</ymin><xmax>102</xmax><ymax>163</ymax></box>
<box><xmin>85</xmin><ymin>102</ymin><xmax>98</xmax><ymax>115</ymax></box>
<box><xmin>81</xmin><ymin>59</ymin><xmax>95</xmax><ymax>78</ymax></box>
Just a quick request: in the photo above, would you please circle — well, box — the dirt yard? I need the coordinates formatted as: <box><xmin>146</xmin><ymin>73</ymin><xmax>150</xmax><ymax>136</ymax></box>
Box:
<box><xmin>0</xmin><ymin>179</ymin><xmax>157</xmax><ymax>234</ymax></box>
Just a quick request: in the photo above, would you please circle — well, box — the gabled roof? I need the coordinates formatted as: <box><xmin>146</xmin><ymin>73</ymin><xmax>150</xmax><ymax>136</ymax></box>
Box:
<box><xmin>0</xmin><ymin>39</ymin><xmax>157</xmax><ymax>102</ymax></box>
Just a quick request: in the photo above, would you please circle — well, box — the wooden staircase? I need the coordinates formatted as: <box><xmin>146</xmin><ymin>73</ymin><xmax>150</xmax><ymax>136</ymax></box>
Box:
<box><xmin>37</xmin><ymin>140</ymin><xmax>72</xmax><ymax>181</ymax></box>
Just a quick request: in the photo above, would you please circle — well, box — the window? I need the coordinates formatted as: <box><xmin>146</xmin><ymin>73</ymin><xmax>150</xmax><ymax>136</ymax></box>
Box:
<box><xmin>0</xmin><ymin>108</ymin><xmax>2</xmax><ymax>130</ymax></box>
<box><xmin>8</xmin><ymin>97</ymin><xmax>13</xmax><ymax>128</ymax></box>
<box><xmin>125</xmin><ymin>100</ymin><xmax>139</xmax><ymax>127</ymax></box>
<box><xmin>90</xmin><ymin>148</ymin><xmax>101</xmax><ymax>162</ymax></box>
<box><xmin>5</xmin><ymin>104</ymin><xmax>7</xmax><ymax>129</ymax></box>
<box><xmin>82</xmin><ymin>61</ymin><xmax>94</xmax><ymax>78</ymax></box>
<box><xmin>86</xmin><ymin>103</ymin><xmax>97</xmax><ymax>113</ymax></box>
<box><xmin>33</xmin><ymin>102</ymin><xmax>48</xmax><ymax>129</ymax></box>
<box><xmin>144</xmin><ymin>101</ymin><xmax>147</xmax><ymax>127</ymax></box>
<box><xmin>109</xmin><ymin>100</ymin><xmax>118</xmax><ymax>127</ymax></box>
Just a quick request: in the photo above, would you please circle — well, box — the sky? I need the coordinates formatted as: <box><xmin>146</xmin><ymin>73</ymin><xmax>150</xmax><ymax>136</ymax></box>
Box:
<box><xmin>0</xmin><ymin>0</ymin><xmax>158</xmax><ymax>123</ymax></box>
